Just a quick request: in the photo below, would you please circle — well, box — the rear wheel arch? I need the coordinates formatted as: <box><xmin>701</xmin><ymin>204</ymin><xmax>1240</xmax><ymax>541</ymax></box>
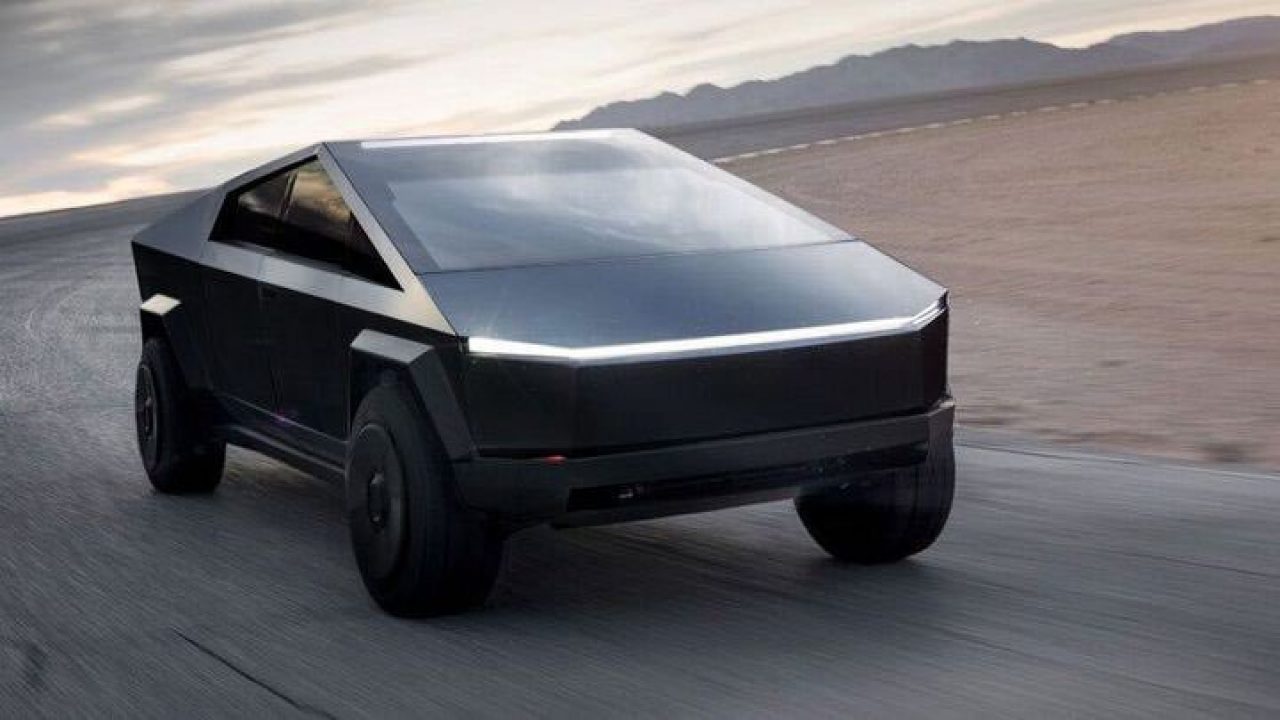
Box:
<box><xmin>138</xmin><ymin>294</ymin><xmax>211</xmax><ymax>392</ymax></box>
<box><xmin>139</xmin><ymin>308</ymin><xmax>165</xmax><ymax>343</ymax></box>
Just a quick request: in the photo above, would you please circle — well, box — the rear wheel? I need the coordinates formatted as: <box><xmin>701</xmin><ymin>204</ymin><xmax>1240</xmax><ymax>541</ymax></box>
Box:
<box><xmin>135</xmin><ymin>338</ymin><xmax>225</xmax><ymax>493</ymax></box>
<box><xmin>347</xmin><ymin>383</ymin><xmax>504</xmax><ymax>617</ymax></box>
<box><xmin>795</xmin><ymin>441</ymin><xmax>954</xmax><ymax>563</ymax></box>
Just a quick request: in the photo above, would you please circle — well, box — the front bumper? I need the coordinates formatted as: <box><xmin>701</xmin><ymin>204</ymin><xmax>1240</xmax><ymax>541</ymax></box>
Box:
<box><xmin>454</xmin><ymin>397</ymin><xmax>954</xmax><ymax>527</ymax></box>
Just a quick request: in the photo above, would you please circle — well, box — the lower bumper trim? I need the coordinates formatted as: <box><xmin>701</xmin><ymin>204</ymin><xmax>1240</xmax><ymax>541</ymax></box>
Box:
<box><xmin>454</xmin><ymin>398</ymin><xmax>954</xmax><ymax>526</ymax></box>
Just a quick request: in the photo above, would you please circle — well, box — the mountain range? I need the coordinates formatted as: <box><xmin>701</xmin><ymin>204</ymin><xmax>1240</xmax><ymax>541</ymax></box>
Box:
<box><xmin>556</xmin><ymin>15</ymin><xmax>1280</xmax><ymax>130</ymax></box>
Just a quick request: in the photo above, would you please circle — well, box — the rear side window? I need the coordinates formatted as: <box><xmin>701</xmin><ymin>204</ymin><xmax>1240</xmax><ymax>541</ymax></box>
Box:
<box><xmin>212</xmin><ymin>160</ymin><xmax>399</xmax><ymax>289</ymax></box>
<box><xmin>214</xmin><ymin>171</ymin><xmax>290</xmax><ymax>248</ymax></box>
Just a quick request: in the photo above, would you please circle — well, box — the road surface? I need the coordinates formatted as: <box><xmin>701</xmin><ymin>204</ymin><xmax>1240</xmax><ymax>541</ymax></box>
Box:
<box><xmin>1</xmin><ymin>64</ymin><xmax>1279</xmax><ymax>717</ymax></box>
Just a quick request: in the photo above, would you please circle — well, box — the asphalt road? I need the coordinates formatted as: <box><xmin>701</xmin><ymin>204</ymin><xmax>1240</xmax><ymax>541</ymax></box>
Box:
<box><xmin>2</xmin><ymin>66</ymin><xmax>1280</xmax><ymax>717</ymax></box>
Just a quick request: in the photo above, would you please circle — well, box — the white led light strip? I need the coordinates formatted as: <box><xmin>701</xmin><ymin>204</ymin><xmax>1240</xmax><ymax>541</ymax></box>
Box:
<box><xmin>468</xmin><ymin>300</ymin><xmax>944</xmax><ymax>361</ymax></box>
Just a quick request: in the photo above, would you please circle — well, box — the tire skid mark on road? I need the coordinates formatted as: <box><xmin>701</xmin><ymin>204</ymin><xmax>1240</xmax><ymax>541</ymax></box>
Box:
<box><xmin>23</xmin><ymin>281</ymin><xmax>77</xmax><ymax>343</ymax></box>
<box><xmin>175</xmin><ymin>630</ymin><xmax>337</xmax><ymax>719</ymax></box>
<box><xmin>712</xmin><ymin>76</ymin><xmax>1276</xmax><ymax>164</ymax></box>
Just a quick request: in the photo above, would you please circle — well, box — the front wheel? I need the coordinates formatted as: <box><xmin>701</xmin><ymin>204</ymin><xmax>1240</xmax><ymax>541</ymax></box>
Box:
<box><xmin>347</xmin><ymin>383</ymin><xmax>505</xmax><ymax>617</ymax></box>
<box><xmin>795</xmin><ymin>441</ymin><xmax>954</xmax><ymax>563</ymax></box>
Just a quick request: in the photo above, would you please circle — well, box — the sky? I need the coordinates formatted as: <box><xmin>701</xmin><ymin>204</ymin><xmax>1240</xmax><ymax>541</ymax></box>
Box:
<box><xmin>0</xmin><ymin>0</ymin><xmax>1275</xmax><ymax>218</ymax></box>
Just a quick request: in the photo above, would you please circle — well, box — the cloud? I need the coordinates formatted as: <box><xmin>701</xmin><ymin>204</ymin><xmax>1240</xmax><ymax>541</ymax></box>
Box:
<box><xmin>35</xmin><ymin>94</ymin><xmax>163</xmax><ymax>129</ymax></box>
<box><xmin>0</xmin><ymin>0</ymin><xmax>1274</xmax><ymax>217</ymax></box>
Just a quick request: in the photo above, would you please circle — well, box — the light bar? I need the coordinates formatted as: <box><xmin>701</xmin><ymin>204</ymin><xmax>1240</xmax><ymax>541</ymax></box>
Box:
<box><xmin>467</xmin><ymin>300</ymin><xmax>945</xmax><ymax>362</ymax></box>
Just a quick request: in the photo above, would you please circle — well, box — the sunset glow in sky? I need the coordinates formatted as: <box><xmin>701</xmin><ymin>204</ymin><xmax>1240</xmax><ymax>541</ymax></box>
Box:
<box><xmin>1</xmin><ymin>0</ymin><xmax>1275</xmax><ymax>217</ymax></box>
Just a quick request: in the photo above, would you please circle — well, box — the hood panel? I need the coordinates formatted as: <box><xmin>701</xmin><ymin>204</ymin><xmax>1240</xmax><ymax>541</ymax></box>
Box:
<box><xmin>424</xmin><ymin>240</ymin><xmax>944</xmax><ymax>347</ymax></box>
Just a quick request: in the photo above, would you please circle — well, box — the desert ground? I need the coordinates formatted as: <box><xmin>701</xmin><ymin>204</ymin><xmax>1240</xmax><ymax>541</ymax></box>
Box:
<box><xmin>730</xmin><ymin>78</ymin><xmax>1280</xmax><ymax>467</ymax></box>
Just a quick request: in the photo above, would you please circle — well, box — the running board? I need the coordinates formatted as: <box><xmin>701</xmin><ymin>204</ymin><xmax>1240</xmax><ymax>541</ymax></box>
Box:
<box><xmin>217</xmin><ymin>424</ymin><xmax>345</xmax><ymax>484</ymax></box>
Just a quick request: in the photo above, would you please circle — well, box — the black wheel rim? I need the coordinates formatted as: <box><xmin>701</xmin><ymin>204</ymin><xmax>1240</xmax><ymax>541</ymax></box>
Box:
<box><xmin>347</xmin><ymin>424</ymin><xmax>406</xmax><ymax>581</ymax></box>
<box><xmin>135</xmin><ymin>365</ymin><xmax>159</xmax><ymax>468</ymax></box>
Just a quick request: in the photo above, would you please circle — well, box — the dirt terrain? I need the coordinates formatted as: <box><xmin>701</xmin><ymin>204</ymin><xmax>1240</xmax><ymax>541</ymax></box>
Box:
<box><xmin>731</xmin><ymin>79</ymin><xmax>1280</xmax><ymax>466</ymax></box>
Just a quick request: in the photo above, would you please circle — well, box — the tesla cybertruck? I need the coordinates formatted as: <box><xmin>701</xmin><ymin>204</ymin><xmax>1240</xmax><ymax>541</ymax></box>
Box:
<box><xmin>131</xmin><ymin>129</ymin><xmax>954</xmax><ymax>616</ymax></box>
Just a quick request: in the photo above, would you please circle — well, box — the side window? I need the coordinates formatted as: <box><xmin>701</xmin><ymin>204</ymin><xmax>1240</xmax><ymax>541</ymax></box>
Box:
<box><xmin>212</xmin><ymin>171</ymin><xmax>291</xmax><ymax>248</ymax></box>
<box><xmin>346</xmin><ymin>220</ymin><xmax>399</xmax><ymax>289</ymax></box>
<box><xmin>212</xmin><ymin>161</ymin><xmax>399</xmax><ymax>289</ymax></box>
<box><xmin>279</xmin><ymin>161</ymin><xmax>400</xmax><ymax>289</ymax></box>
<box><xmin>279</xmin><ymin>161</ymin><xmax>350</xmax><ymax>268</ymax></box>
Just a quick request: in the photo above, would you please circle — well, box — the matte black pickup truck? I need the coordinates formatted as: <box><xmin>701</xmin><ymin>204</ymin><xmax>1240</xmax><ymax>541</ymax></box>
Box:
<box><xmin>131</xmin><ymin>129</ymin><xmax>953</xmax><ymax>616</ymax></box>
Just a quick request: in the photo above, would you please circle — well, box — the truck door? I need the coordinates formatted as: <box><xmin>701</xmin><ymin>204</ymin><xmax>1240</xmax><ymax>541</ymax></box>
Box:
<box><xmin>260</xmin><ymin>160</ymin><xmax>395</xmax><ymax>440</ymax></box>
<box><xmin>202</xmin><ymin>170</ymin><xmax>290</xmax><ymax>413</ymax></box>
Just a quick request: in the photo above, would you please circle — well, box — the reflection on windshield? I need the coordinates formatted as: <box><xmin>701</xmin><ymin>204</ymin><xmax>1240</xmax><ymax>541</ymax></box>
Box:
<box><xmin>333</xmin><ymin>131</ymin><xmax>842</xmax><ymax>272</ymax></box>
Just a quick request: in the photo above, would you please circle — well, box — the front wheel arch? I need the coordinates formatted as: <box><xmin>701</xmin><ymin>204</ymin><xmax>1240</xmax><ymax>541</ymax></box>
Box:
<box><xmin>347</xmin><ymin>330</ymin><xmax>473</xmax><ymax>461</ymax></box>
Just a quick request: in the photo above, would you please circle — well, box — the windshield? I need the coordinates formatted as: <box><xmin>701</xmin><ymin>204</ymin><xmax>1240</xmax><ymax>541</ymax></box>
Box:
<box><xmin>329</xmin><ymin>131</ymin><xmax>843</xmax><ymax>272</ymax></box>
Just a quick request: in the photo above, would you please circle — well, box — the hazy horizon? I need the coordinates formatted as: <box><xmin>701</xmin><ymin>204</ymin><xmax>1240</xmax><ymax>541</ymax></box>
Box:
<box><xmin>1</xmin><ymin>0</ymin><xmax>1276</xmax><ymax>218</ymax></box>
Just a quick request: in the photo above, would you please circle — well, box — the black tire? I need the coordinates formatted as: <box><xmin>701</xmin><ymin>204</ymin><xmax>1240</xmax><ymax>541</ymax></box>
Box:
<box><xmin>135</xmin><ymin>338</ymin><xmax>225</xmax><ymax>493</ymax></box>
<box><xmin>795</xmin><ymin>440</ymin><xmax>954</xmax><ymax>564</ymax></box>
<box><xmin>346</xmin><ymin>383</ymin><xmax>504</xmax><ymax>617</ymax></box>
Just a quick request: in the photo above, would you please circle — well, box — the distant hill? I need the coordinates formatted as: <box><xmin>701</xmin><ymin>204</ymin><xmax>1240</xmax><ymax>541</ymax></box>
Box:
<box><xmin>557</xmin><ymin>15</ymin><xmax>1280</xmax><ymax>130</ymax></box>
